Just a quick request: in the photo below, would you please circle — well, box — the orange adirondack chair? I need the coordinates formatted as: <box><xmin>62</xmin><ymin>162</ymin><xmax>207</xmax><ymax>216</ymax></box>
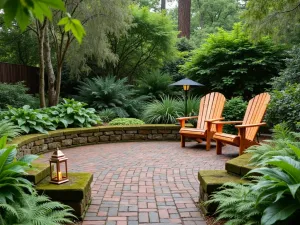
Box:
<box><xmin>213</xmin><ymin>93</ymin><xmax>271</xmax><ymax>155</ymax></box>
<box><xmin>177</xmin><ymin>92</ymin><xmax>226</xmax><ymax>150</ymax></box>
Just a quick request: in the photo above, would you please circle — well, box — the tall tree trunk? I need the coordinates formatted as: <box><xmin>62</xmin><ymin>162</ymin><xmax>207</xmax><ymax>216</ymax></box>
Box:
<box><xmin>55</xmin><ymin>63</ymin><xmax>63</xmax><ymax>105</ymax></box>
<box><xmin>38</xmin><ymin>20</ymin><xmax>47</xmax><ymax>108</ymax></box>
<box><xmin>44</xmin><ymin>24</ymin><xmax>57</xmax><ymax>106</ymax></box>
<box><xmin>178</xmin><ymin>0</ymin><xmax>191</xmax><ymax>38</ymax></box>
<box><xmin>161</xmin><ymin>0</ymin><xmax>166</xmax><ymax>10</ymax></box>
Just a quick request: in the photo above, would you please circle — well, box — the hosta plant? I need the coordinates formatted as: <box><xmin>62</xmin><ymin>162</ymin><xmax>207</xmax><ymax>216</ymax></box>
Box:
<box><xmin>45</xmin><ymin>99</ymin><xmax>102</xmax><ymax>128</ymax></box>
<box><xmin>0</xmin><ymin>105</ymin><xmax>56</xmax><ymax>134</ymax></box>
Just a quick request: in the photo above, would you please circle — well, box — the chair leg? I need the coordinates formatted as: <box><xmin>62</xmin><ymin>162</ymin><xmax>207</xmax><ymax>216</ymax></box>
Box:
<box><xmin>206</xmin><ymin>136</ymin><xmax>211</xmax><ymax>151</ymax></box>
<box><xmin>181</xmin><ymin>136</ymin><xmax>185</xmax><ymax>148</ymax></box>
<box><xmin>216</xmin><ymin>140</ymin><xmax>222</xmax><ymax>155</ymax></box>
<box><xmin>239</xmin><ymin>144</ymin><xmax>245</xmax><ymax>155</ymax></box>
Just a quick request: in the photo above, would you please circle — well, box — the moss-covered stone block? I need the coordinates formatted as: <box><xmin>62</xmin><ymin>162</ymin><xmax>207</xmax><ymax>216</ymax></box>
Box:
<box><xmin>24</xmin><ymin>163</ymin><xmax>51</xmax><ymax>185</ymax></box>
<box><xmin>225</xmin><ymin>153</ymin><xmax>255</xmax><ymax>176</ymax></box>
<box><xmin>198</xmin><ymin>170</ymin><xmax>246</xmax><ymax>194</ymax></box>
<box><xmin>198</xmin><ymin>170</ymin><xmax>247</xmax><ymax>215</ymax></box>
<box><xmin>36</xmin><ymin>173</ymin><xmax>93</xmax><ymax>219</ymax></box>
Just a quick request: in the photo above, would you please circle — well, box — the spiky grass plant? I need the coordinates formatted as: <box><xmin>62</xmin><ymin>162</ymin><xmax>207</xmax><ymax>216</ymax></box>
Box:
<box><xmin>0</xmin><ymin>120</ymin><xmax>22</xmax><ymax>141</ymax></box>
<box><xmin>142</xmin><ymin>96</ymin><xmax>182</xmax><ymax>124</ymax></box>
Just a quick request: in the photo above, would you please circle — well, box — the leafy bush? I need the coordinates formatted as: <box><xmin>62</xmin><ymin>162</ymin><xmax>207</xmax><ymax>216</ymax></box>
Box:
<box><xmin>272</xmin><ymin>46</ymin><xmax>300</xmax><ymax>91</ymax></box>
<box><xmin>77</xmin><ymin>75</ymin><xmax>148</xmax><ymax>118</ymax></box>
<box><xmin>182</xmin><ymin>23</ymin><xmax>287</xmax><ymax>99</ymax></box>
<box><xmin>136</xmin><ymin>70</ymin><xmax>176</xmax><ymax>100</ymax></box>
<box><xmin>266</xmin><ymin>83</ymin><xmax>300</xmax><ymax>131</ymax></box>
<box><xmin>222</xmin><ymin>97</ymin><xmax>247</xmax><ymax>134</ymax></box>
<box><xmin>0</xmin><ymin>120</ymin><xmax>22</xmax><ymax>141</ymax></box>
<box><xmin>0</xmin><ymin>82</ymin><xmax>38</xmax><ymax>109</ymax></box>
<box><xmin>45</xmin><ymin>99</ymin><xmax>101</xmax><ymax>128</ymax></box>
<box><xmin>0</xmin><ymin>136</ymin><xmax>75</xmax><ymax>225</ymax></box>
<box><xmin>208</xmin><ymin>130</ymin><xmax>300</xmax><ymax>225</ymax></box>
<box><xmin>109</xmin><ymin>118</ymin><xmax>145</xmax><ymax>126</ymax></box>
<box><xmin>98</xmin><ymin>109</ymin><xmax>117</xmax><ymax>123</ymax></box>
<box><xmin>0</xmin><ymin>99</ymin><xmax>101</xmax><ymax>134</ymax></box>
<box><xmin>0</xmin><ymin>105</ymin><xmax>56</xmax><ymax>134</ymax></box>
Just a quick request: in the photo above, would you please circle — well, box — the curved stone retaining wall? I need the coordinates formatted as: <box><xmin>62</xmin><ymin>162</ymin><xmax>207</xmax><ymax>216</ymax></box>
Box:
<box><xmin>11</xmin><ymin>124</ymin><xmax>189</xmax><ymax>158</ymax></box>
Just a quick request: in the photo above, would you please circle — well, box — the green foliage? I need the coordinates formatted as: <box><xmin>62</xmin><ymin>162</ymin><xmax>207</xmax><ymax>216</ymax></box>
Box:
<box><xmin>98</xmin><ymin>109</ymin><xmax>118</xmax><ymax>123</ymax></box>
<box><xmin>0</xmin><ymin>120</ymin><xmax>21</xmax><ymax>141</ymax></box>
<box><xmin>209</xmin><ymin>130</ymin><xmax>300</xmax><ymax>225</ymax></box>
<box><xmin>0</xmin><ymin>99</ymin><xmax>101</xmax><ymax>134</ymax></box>
<box><xmin>0</xmin><ymin>82</ymin><xmax>38</xmax><ymax>109</ymax></box>
<box><xmin>105</xmin><ymin>5</ymin><xmax>177</xmax><ymax>79</ymax></box>
<box><xmin>45</xmin><ymin>99</ymin><xmax>101</xmax><ymax>128</ymax></box>
<box><xmin>266</xmin><ymin>83</ymin><xmax>300</xmax><ymax>131</ymax></box>
<box><xmin>243</xmin><ymin>0</ymin><xmax>300</xmax><ymax>44</ymax></box>
<box><xmin>142</xmin><ymin>96</ymin><xmax>200</xmax><ymax>124</ymax></box>
<box><xmin>1</xmin><ymin>105</ymin><xmax>56</xmax><ymax>134</ymax></box>
<box><xmin>182</xmin><ymin>23</ymin><xmax>287</xmax><ymax>99</ymax></box>
<box><xmin>77</xmin><ymin>76</ymin><xmax>148</xmax><ymax>118</ymax></box>
<box><xmin>142</xmin><ymin>96</ymin><xmax>181</xmax><ymax>124</ymax></box>
<box><xmin>272</xmin><ymin>46</ymin><xmax>300</xmax><ymax>90</ymax></box>
<box><xmin>0</xmin><ymin>136</ymin><xmax>75</xmax><ymax>225</ymax></box>
<box><xmin>136</xmin><ymin>70</ymin><xmax>176</xmax><ymax>100</ymax></box>
<box><xmin>222</xmin><ymin>97</ymin><xmax>247</xmax><ymax>134</ymax></box>
<box><xmin>109</xmin><ymin>118</ymin><xmax>145</xmax><ymax>126</ymax></box>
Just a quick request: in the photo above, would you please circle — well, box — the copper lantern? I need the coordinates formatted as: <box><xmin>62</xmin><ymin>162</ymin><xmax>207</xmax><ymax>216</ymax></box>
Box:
<box><xmin>49</xmin><ymin>149</ymin><xmax>69</xmax><ymax>184</ymax></box>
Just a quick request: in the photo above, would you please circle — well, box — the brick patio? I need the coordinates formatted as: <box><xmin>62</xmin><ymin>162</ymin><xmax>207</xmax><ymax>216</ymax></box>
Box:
<box><xmin>37</xmin><ymin>141</ymin><xmax>238</xmax><ymax>225</ymax></box>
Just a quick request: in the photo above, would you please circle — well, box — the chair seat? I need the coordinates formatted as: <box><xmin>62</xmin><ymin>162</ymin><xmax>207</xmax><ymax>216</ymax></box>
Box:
<box><xmin>180</xmin><ymin>128</ymin><xmax>206</xmax><ymax>138</ymax></box>
<box><xmin>213</xmin><ymin>132</ymin><xmax>240</xmax><ymax>146</ymax></box>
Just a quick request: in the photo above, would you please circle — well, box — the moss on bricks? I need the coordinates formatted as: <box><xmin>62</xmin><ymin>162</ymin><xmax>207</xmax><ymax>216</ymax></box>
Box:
<box><xmin>10</xmin><ymin>134</ymin><xmax>45</xmax><ymax>146</ymax></box>
<box><xmin>225</xmin><ymin>154</ymin><xmax>255</xmax><ymax>176</ymax></box>
<box><xmin>63</xmin><ymin>127</ymin><xmax>100</xmax><ymax>135</ymax></box>
<box><xmin>24</xmin><ymin>163</ymin><xmax>51</xmax><ymax>184</ymax></box>
<box><xmin>36</xmin><ymin>173</ymin><xmax>93</xmax><ymax>201</ymax></box>
<box><xmin>198</xmin><ymin>170</ymin><xmax>247</xmax><ymax>194</ymax></box>
<box><xmin>99</xmin><ymin>125</ymin><xmax>124</xmax><ymax>131</ymax></box>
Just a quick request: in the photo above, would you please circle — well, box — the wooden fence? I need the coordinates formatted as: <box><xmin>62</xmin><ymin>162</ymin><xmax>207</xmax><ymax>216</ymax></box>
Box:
<box><xmin>0</xmin><ymin>62</ymin><xmax>39</xmax><ymax>94</ymax></box>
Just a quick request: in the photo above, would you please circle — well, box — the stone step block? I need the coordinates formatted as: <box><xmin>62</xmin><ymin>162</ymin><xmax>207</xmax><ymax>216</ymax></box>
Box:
<box><xmin>225</xmin><ymin>153</ymin><xmax>255</xmax><ymax>176</ymax></box>
<box><xmin>24</xmin><ymin>162</ymin><xmax>52</xmax><ymax>185</ymax></box>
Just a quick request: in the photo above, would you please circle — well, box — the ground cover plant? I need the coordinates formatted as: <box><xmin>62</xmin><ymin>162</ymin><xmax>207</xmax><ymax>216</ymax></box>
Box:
<box><xmin>109</xmin><ymin>118</ymin><xmax>145</xmax><ymax>126</ymax></box>
<box><xmin>207</xmin><ymin>125</ymin><xmax>300</xmax><ymax>225</ymax></box>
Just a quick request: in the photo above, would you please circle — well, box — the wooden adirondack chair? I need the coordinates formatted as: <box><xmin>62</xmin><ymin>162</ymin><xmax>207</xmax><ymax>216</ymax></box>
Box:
<box><xmin>177</xmin><ymin>92</ymin><xmax>226</xmax><ymax>150</ymax></box>
<box><xmin>213</xmin><ymin>93</ymin><xmax>271</xmax><ymax>155</ymax></box>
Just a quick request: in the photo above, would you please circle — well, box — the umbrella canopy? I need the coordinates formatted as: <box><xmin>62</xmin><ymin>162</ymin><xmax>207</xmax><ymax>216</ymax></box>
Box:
<box><xmin>169</xmin><ymin>78</ymin><xmax>204</xmax><ymax>86</ymax></box>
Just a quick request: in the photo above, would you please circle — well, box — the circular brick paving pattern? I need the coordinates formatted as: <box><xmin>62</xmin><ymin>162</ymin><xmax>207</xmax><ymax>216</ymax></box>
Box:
<box><xmin>37</xmin><ymin>141</ymin><xmax>239</xmax><ymax>225</ymax></box>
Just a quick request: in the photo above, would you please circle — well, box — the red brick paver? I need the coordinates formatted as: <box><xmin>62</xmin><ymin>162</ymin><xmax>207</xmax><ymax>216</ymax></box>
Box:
<box><xmin>37</xmin><ymin>141</ymin><xmax>238</xmax><ymax>224</ymax></box>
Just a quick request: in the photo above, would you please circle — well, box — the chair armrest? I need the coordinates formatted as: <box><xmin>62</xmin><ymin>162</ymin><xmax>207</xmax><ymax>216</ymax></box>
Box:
<box><xmin>212</xmin><ymin>121</ymin><xmax>243</xmax><ymax>125</ymax></box>
<box><xmin>235</xmin><ymin>122</ymin><xmax>266</xmax><ymax>128</ymax></box>
<box><xmin>176</xmin><ymin>116</ymin><xmax>198</xmax><ymax>121</ymax></box>
<box><xmin>205</xmin><ymin>117</ymin><xmax>224</xmax><ymax>122</ymax></box>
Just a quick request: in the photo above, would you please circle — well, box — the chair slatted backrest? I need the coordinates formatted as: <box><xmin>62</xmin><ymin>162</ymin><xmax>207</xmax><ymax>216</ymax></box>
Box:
<box><xmin>197</xmin><ymin>92</ymin><xmax>226</xmax><ymax>131</ymax></box>
<box><xmin>242</xmin><ymin>93</ymin><xmax>271</xmax><ymax>141</ymax></box>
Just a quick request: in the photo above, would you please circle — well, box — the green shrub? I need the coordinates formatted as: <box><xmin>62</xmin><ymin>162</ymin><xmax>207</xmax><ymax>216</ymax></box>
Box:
<box><xmin>182</xmin><ymin>23</ymin><xmax>286</xmax><ymax>99</ymax></box>
<box><xmin>136</xmin><ymin>70</ymin><xmax>176</xmax><ymax>100</ymax></box>
<box><xmin>0</xmin><ymin>99</ymin><xmax>101</xmax><ymax>134</ymax></box>
<box><xmin>0</xmin><ymin>105</ymin><xmax>56</xmax><ymax>134</ymax></box>
<box><xmin>0</xmin><ymin>82</ymin><xmax>38</xmax><ymax>109</ymax></box>
<box><xmin>0</xmin><ymin>136</ymin><xmax>75</xmax><ymax>225</ymax></box>
<box><xmin>98</xmin><ymin>109</ymin><xmax>117</xmax><ymax>123</ymax></box>
<box><xmin>266</xmin><ymin>83</ymin><xmax>300</xmax><ymax>131</ymax></box>
<box><xmin>222</xmin><ymin>97</ymin><xmax>247</xmax><ymax>134</ymax></box>
<box><xmin>45</xmin><ymin>99</ymin><xmax>102</xmax><ymax>128</ymax></box>
<box><xmin>0</xmin><ymin>120</ymin><xmax>22</xmax><ymax>141</ymax></box>
<box><xmin>109</xmin><ymin>118</ymin><xmax>145</xmax><ymax>126</ymax></box>
<box><xmin>77</xmin><ymin>75</ymin><xmax>148</xmax><ymax>118</ymax></box>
